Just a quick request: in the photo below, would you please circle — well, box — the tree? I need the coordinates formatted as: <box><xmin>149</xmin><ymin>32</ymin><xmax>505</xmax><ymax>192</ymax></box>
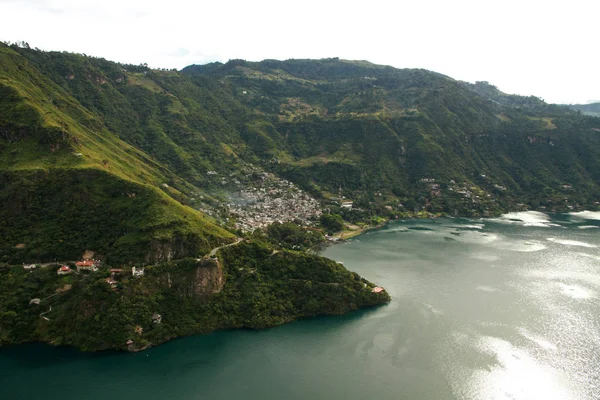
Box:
<box><xmin>320</xmin><ymin>214</ymin><xmax>344</xmax><ymax>233</ymax></box>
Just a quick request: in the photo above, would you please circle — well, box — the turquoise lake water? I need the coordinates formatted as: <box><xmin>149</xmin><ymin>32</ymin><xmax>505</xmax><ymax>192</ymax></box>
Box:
<box><xmin>1</xmin><ymin>211</ymin><xmax>599</xmax><ymax>399</ymax></box>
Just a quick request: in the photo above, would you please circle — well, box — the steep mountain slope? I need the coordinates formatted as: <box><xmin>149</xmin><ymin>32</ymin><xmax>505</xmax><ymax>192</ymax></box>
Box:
<box><xmin>10</xmin><ymin>48</ymin><xmax>599</xmax><ymax>219</ymax></box>
<box><xmin>0</xmin><ymin>44</ymin><xmax>235</xmax><ymax>264</ymax></box>
<box><xmin>8</xmin><ymin>47</ymin><xmax>254</xmax><ymax>187</ymax></box>
<box><xmin>3</xmin><ymin>45</ymin><xmax>600</xmax><ymax>244</ymax></box>
<box><xmin>2</xmin><ymin>44</ymin><xmax>599</xmax><ymax>351</ymax></box>
<box><xmin>183</xmin><ymin>59</ymin><xmax>600</xmax><ymax>213</ymax></box>
<box><xmin>0</xmin><ymin>45</ymin><xmax>391</xmax><ymax>351</ymax></box>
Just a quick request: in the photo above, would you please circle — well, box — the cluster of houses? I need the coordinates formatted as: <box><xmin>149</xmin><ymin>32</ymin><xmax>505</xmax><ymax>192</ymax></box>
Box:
<box><xmin>105</xmin><ymin>267</ymin><xmax>145</xmax><ymax>287</ymax></box>
<box><xmin>21</xmin><ymin>260</ymin><xmax>146</xmax><ymax>282</ymax></box>
<box><xmin>226</xmin><ymin>172</ymin><xmax>322</xmax><ymax>231</ymax></box>
<box><xmin>420</xmin><ymin>178</ymin><xmax>496</xmax><ymax>207</ymax></box>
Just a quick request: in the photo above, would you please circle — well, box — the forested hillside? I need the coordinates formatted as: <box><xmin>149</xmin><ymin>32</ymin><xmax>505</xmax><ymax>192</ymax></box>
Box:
<box><xmin>184</xmin><ymin>59</ymin><xmax>600</xmax><ymax>213</ymax></box>
<box><xmin>0</xmin><ymin>43</ymin><xmax>236</xmax><ymax>265</ymax></box>
<box><xmin>2</xmin><ymin>44</ymin><xmax>600</xmax><ymax>265</ymax></box>
<box><xmin>1</xmin><ymin>43</ymin><xmax>599</xmax><ymax>351</ymax></box>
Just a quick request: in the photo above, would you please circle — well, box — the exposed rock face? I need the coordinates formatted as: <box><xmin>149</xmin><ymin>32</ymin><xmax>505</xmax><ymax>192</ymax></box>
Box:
<box><xmin>146</xmin><ymin>240</ymin><xmax>179</xmax><ymax>263</ymax></box>
<box><xmin>159</xmin><ymin>258</ymin><xmax>225</xmax><ymax>299</ymax></box>
<box><xmin>193</xmin><ymin>259</ymin><xmax>225</xmax><ymax>296</ymax></box>
<box><xmin>145</xmin><ymin>235</ymin><xmax>205</xmax><ymax>264</ymax></box>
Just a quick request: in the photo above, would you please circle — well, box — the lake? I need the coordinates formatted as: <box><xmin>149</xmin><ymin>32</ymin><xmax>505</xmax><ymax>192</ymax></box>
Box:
<box><xmin>1</xmin><ymin>211</ymin><xmax>599</xmax><ymax>399</ymax></box>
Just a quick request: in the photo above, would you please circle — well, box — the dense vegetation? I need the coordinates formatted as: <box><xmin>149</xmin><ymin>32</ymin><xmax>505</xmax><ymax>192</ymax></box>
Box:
<box><xmin>184</xmin><ymin>59</ymin><xmax>600</xmax><ymax>215</ymax></box>
<box><xmin>0</xmin><ymin>242</ymin><xmax>389</xmax><ymax>351</ymax></box>
<box><xmin>4</xmin><ymin>45</ymin><xmax>599</xmax><ymax>228</ymax></box>
<box><xmin>263</xmin><ymin>222</ymin><xmax>325</xmax><ymax>251</ymax></box>
<box><xmin>1</xmin><ymin>43</ymin><xmax>599</xmax><ymax>351</ymax></box>
<box><xmin>0</xmin><ymin>169</ymin><xmax>232</xmax><ymax>265</ymax></box>
<box><xmin>0</xmin><ymin>43</ymin><xmax>235</xmax><ymax>264</ymax></box>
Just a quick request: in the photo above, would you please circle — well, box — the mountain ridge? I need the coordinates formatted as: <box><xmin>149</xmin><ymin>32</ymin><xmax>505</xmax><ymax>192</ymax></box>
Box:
<box><xmin>1</xmin><ymin>43</ymin><xmax>598</xmax><ymax>351</ymax></box>
<box><xmin>0</xmin><ymin>44</ymin><xmax>393</xmax><ymax>351</ymax></box>
<box><xmin>565</xmin><ymin>102</ymin><xmax>600</xmax><ymax>117</ymax></box>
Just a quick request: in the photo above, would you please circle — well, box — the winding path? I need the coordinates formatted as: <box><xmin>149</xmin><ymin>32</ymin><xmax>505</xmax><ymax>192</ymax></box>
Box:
<box><xmin>208</xmin><ymin>238</ymin><xmax>245</xmax><ymax>258</ymax></box>
<box><xmin>40</xmin><ymin>305</ymin><xmax>52</xmax><ymax>321</ymax></box>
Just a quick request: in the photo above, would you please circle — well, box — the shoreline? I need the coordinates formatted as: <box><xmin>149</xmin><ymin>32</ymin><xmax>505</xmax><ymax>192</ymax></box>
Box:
<box><xmin>315</xmin><ymin>207</ymin><xmax>600</xmax><ymax>253</ymax></box>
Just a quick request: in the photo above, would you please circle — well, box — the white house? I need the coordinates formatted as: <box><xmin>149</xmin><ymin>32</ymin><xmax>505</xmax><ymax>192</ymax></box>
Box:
<box><xmin>132</xmin><ymin>266</ymin><xmax>145</xmax><ymax>277</ymax></box>
<box><xmin>23</xmin><ymin>264</ymin><xmax>37</xmax><ymax>270</ymax></box>
<box><xmin>341</xmin><ymin>201</ymin><xmax>353</xmax><ymax>209</ymax></box>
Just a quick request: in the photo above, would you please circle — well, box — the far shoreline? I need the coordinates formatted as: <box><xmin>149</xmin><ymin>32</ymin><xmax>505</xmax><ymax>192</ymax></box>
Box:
<box><xmin>314</xmin><ymin>208</ymin><xmax>600</xmax><ymax>253</ymax></box>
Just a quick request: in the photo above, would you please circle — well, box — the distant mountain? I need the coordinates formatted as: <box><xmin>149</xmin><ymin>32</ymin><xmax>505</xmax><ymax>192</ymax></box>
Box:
<box><xmin>565</xmin><ymin>102</ymin><xmax>600</xmax><ymax>117</ymax></box>
<box><xmin>183</xmin><ymin>58</ymin><xmax>600</xmax><ymax>214</ymax></box>
<box><xmin>3</xmin><ymin>45</ymin><xmax>600</xmax><ymax>259</ymax></box>
<box><xmin>0</xmin><ymin>45</ymin><xmax>391</xmax><ymax>352</ymax></box>
<box><xmin>459</xmin><ymin>80</ymin><xmax>546</xmax><ymax>107</ymax></box>
<box><xmin>2</xmin><ymin>43</ymin><xmax>599</xmax><ymax>351</ymax></box>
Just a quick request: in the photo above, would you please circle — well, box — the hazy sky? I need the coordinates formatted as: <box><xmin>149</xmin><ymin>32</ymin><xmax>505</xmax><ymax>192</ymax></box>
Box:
<box><xmin>1</xmin><ymin>0</ymin><xmax>598</xmax><ymax>104</ymax></box>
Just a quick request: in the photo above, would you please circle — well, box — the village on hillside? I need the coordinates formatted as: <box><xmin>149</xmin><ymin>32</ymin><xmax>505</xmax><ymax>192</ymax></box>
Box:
<box><xmin>224</xmin><ymin>170</ymin><xmax>322</xmax><ymax>232</ymax></box>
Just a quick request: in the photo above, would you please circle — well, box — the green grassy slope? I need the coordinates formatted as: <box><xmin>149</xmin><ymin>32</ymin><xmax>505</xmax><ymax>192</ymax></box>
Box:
<box><xmin>183</xmin><ymin>58</ymin><xmax>600</xmax><ymax>214</ymax></box>
<box><xmin>0</xmin><ymin>47</ymin><xmax>397</xmax><ymax>352</ymax></box>
<box><xmin>0</xmin><ymin>44</ymin><xmax>234</xmax><ymax>264</ymax></box>
<box><xmin>12</xmin><ymin>48</ymin><xmax>599</xmax><ymax>216</ymax></box>
<box><xmin>3</xmin><ymin>45</ymin><xmax>600</xmax><ymax>352</ymax></box>
<box><xmin>9</xmin><ymin>46</ymin><xmax>254</xmax><ymax>185</ymax></box>
<box><xmin>3</xmin><ymin>45</ymin><xmax>600</xmax><ymax>258</ymax></box>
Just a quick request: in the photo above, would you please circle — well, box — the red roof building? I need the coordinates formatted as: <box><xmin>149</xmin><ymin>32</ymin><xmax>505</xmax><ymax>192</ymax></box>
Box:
<box><xmin>76</xmin><ymin>260</ymin><xmax>99</xmax><ymax>271</ymax></box>
<box><xmin>76</xmin><ymin>260</ymin><xmax>95</xmax><ymax>267</ymax></box>
<box><xmin>57</xmin><ymin>265</ymin><xmax>73</xmax><ymax>275</ymax></box>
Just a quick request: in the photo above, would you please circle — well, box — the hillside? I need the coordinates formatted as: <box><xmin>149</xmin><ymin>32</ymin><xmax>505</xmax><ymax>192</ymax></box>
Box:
<box><xmin>1</xmin><ymin>44</ymin><xmax>599</xmax><ymax>351</ymax></box>
<box><xmin>0</xmin><ymin>243</ymin><xmax>390</xmax><ymax>351</ymax></box>
<box><xmin>7</xmin><ymin>48</ymin><xmax>599</xmax><ymax>223</ymax></box>
<box><xmin>566</xmin><ymin>102</ymin><xmax>600</xmax><ymax>117</ymax></box>
<box><xmin>0</xmin><ymin>44</ymin><xmax>392</xmax><ymax>351</ymax></box>
<box><xmin>0</xmin><ymin>44</ymin><xmax>236</xmax><ymax>265</ymax></box>
<box><xmin>182</xmin><ymin>59</ymin><xmax>600</xmax><ymax>214</ymax></box>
